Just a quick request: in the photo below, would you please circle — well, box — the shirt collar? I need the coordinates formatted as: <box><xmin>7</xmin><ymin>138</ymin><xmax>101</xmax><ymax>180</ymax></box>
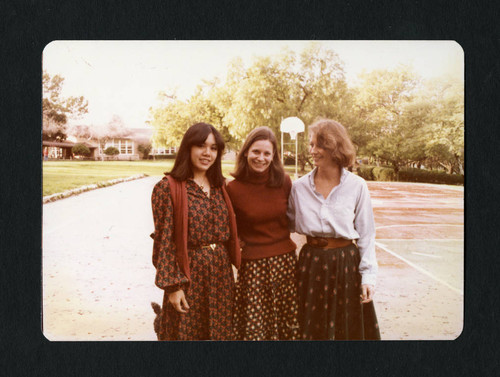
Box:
<box><xmin>308</xmin><ymin>167</ymin><xmax>348</xmax><ymax>190</ymax></box>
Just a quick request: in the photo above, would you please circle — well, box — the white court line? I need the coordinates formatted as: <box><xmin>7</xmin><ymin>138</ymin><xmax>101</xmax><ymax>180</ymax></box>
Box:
<box><xmin>411</xmin><ymin>252</ymin><xmax>442</xmax><ymax>259</ymax></box>
<box><xmin>375</xmin><ymin>241</ymin><xmax>463</xmax><ymax>295</ymax></box>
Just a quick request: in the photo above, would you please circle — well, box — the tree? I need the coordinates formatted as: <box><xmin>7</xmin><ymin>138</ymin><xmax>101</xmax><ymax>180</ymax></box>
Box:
<box><xmin>42</xmin><ymin>71</ymin><xmax>88</xmax><ymax>141</ymax></box>
<box><xmin>420</xmin><ymin>77</ymin><xmax>464</xmax><ymax>174</ymax></box>
<box><xmin>354</xmin><ymin>66</ymin><xmax>422</xmax><ymax>178</ymax></box>
<box><xmin>149</xmin><ymin>43</ymin><xmax>352</xmax><ymax>168</ymax></box>
<box><xmin>72</xmin><ymin>144</ymin><xmax>90</xmax><ymax>157</ymax></box>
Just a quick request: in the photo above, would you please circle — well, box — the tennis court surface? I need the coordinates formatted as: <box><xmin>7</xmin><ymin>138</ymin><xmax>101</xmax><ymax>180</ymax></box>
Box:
<box><xmin>370</xmin><ymin>181</ymin><xmax>463</xmax><ymax>340</ymax></box>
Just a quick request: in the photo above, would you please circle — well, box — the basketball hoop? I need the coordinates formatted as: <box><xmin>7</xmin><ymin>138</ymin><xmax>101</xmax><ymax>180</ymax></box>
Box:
<box><xmin>280</xmin><ymin>117</ymin><xmax>305</xmax><ymax>179</ymax></box>
<box><xmin>280</xmin><ymin>117</ymin><xmax>305</xmax><ymax>136</ymax></box>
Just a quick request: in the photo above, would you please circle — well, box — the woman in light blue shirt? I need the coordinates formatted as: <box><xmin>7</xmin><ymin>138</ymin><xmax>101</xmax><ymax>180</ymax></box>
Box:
<box><xmin>287</xmin><ymin>118</ymin><xmax>380</xmax><ymax>340</ymax></box>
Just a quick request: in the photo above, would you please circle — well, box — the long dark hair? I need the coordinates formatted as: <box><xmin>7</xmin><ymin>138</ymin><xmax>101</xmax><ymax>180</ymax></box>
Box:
<box><xmin>231</xmin><ymin>126</ymin><xmax>285</xmax><ymax>188</ymax></box>
<box><xmin>168</xmin><ymin>122</ymin><xmax>226</xmax><ymax>187</ymax></box>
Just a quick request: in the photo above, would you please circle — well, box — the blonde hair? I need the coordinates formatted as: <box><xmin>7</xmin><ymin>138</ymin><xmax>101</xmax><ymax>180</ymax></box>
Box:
<box><xmin>308</xmin><ymin>119</ymin><xmax>356</xmax><ymax>168</ymax></box>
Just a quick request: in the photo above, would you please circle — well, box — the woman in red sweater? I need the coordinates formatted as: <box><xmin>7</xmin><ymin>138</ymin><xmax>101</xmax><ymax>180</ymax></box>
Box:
<box><xmin>226</xmin><ymin>126</ymin><xmax>299</xmax><ymax>340</ymax></box>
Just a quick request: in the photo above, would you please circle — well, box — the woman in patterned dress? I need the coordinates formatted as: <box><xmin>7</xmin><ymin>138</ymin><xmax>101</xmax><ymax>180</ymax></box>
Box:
<box><xmin>151</xmin><ymin>122</ymin><xmax>240</xmax><ymax>340</ymax></box>
<box><xmin>287</xmin><ymin>118</ymin><xmax>380</xmax><ymax>340</ymax></box>
<box><xmin>226</xmin><ymin>126</ymin><xmax>299</xmax><ymax>340</ymax></box>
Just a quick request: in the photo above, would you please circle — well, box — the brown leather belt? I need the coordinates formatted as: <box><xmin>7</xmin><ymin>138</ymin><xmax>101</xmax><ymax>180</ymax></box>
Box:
<box><xmin>306</xmin><ymin>236</ymin><xmax>353</xmax><ymax>249</ymax></box>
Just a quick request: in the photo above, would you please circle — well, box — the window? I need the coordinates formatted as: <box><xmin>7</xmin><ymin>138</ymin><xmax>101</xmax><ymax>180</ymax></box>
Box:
<box><xmin>105</xmin><ymin>139</ymin><xmax>133</xmax><ymax>155</ymax></box>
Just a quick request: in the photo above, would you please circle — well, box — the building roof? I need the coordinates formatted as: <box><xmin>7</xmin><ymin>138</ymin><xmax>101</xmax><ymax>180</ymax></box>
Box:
<box><xmin>42</xmin><ymin>141</ymin><xmax>75</xmax><ymax>148</ymax></box>
<box><xmin>42</xmin><ymin>140</ymin><xmax>97</xmax><ymax>149</ymax></box>
<box><xmin>129</xmin><ymin>127</ymin><xmax>153</xmax><ymax>143</ymax></box>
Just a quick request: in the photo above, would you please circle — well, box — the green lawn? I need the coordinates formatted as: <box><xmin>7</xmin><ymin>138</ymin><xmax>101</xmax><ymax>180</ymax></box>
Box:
<box><xmin>43</xmin><ymin>160</ymin><xmax>237</xmax><ymax>196</ymax></box>
<box><xmin>42</xmin><ymin>160</ymin><xmax>310</xmax><ymax>196</ymax></box>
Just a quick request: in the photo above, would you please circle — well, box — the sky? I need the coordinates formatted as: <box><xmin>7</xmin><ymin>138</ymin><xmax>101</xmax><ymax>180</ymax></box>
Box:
<box><xmin>42</xmin><ymin>40</ymin><xmax>463</xmax><ymax>129</ymax></box>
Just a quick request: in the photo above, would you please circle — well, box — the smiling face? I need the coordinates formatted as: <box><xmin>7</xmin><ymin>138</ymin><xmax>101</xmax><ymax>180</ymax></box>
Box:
<box><xmin>309</xmin><ymin>133</ymin><xmax>333</xmax><ymax>168</ymax></box>
<box><xmin>245</xmin><ymin>139</ymin><xmax>274</xmax><ymax>174</ymax></box>
<box><xmin>190</xmin><ymin>133</ymin><xmax>218</xmax><ymax>175</ymax></box>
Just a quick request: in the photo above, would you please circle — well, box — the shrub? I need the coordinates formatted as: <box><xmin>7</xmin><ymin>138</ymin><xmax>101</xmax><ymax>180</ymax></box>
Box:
<box><xmin>357</xmin><ymin>165</ymin><xmax>374</xmax><ymax>181</ymax></box>
<box><xmin>138</xmin><ymin>143</ymin><xmax>152</xmax><ymax>160</ymax></box>
<box><xmin>72</xmin><ymin>144</ymin><xmax>90</xmax><ymax>157</ymax></box>
<box><xmin>398</xmin><ymin>167</ymin><xmax>463</xmax><ymax>185</ymax></box>
<box><xmin>372</xmin><ymin>167</ymin><xmax>396</xmax><ymax>181</ymax></box>
<box><xmin>104</xmin><ymin>146</ymin><xmax>120</xmax><ymax>156</ymax></box>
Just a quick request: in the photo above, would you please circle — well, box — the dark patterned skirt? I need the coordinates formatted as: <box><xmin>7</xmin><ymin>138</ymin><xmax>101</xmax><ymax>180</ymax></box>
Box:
<box><xmin>297</xmin><ymin>243</ymin><xmax>380</xmax><ymax>340</ymax></box>
<box><xmin>160</xmin><ymin>244</ymin><xmax>235</xmax><ymax>340</ymax></box>
<box><xmin>232</xmin><ymin>251</ymin><xmax>300</xmax><ymax>340</ymax></box>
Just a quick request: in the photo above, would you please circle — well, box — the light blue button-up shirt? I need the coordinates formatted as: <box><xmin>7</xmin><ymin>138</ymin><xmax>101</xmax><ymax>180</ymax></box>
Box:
<box><xmin>287</xmin><ymin>168</ymin><xmax>377</xmax><ymax>286</ymax></box>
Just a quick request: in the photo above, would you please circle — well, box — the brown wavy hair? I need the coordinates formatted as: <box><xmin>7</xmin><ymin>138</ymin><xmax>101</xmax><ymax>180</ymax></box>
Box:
<box><xmin>168</xmin><ymin>122</ymin><xmax>226</xmax><ymax>187</ymax></box>
<box><xmin>231</xmin><ymin>126</ymin><xmax>285</xmax><ymax>188</ymax></box>
<box><xmin>308</xmin><ymin>119</ymin><xmax>356</xmax><ymax>168</ymax></box>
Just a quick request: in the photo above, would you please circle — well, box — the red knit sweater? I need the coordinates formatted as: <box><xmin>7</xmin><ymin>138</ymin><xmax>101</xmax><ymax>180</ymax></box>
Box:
<box><xmin>226</xmin><ymin>170</ymin><xmax>296</xmax><ymax>260</ymax></box>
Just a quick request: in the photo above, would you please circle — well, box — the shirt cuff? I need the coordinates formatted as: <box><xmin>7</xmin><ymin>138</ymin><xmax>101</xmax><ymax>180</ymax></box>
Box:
<box><xmin>164</xmin><ymin>283</ymin><xmax>185</xmax><ymax>293</ymax></box>
<box><xmin>361</xmin><ymin>273</ymin><xmax>377</xmax><ymax>287</ymax></box>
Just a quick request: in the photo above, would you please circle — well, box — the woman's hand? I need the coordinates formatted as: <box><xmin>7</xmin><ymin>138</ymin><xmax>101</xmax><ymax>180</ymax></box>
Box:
<box><xmin>361</xmin><ymin>284</ymin><xmax>375</xmax><ymax>303</ymax></box>
<box><xmin>168</xmin><ymin>289</ymin><xmax>190</xmax><ymax>313</ymax></box>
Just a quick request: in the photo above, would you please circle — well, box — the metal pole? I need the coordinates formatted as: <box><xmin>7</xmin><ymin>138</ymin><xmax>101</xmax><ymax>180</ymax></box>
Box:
<box><xmin>281</xmin><ymin>131</ymin><xmax>284</xmax><ymax>165</ymax></box>
<box><xmin>295</xmin><ymin>135</ymin><xmax>298</xmax><ymax>179</ymax></box>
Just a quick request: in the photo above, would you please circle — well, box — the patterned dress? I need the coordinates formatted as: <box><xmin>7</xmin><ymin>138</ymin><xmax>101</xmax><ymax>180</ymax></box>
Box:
<box><xmin>152</xmin><ymin>177</ymin><xmax>235</xmax><ymax>340</ymax></box>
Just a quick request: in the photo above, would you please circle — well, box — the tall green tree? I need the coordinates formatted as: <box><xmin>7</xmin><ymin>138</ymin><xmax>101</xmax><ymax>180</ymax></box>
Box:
<box><xmin>420</xmin><ymin>77</ymin><xmax>464</xmax><ymax>174</ymax></box>
<box><xmin>149</xmin><ymin>43</ymin><xmax>353</xmax><ymax>170</ymax></box>
<box><xmin>354</xmin><ymin>66</ymin><xmax>422</xmax><ymax>177</ymax></box>
<box><xmin>42</xmin><ymin>71</ymin><xmax>88</xmax><ymax>141</ymax></box>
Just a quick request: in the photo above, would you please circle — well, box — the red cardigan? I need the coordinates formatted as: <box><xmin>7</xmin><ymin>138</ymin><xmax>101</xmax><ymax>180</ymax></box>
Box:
<box><xmin>166</xmin><ymin>175</ymin><xmax>240</xmax><ymax>282</ymax></box>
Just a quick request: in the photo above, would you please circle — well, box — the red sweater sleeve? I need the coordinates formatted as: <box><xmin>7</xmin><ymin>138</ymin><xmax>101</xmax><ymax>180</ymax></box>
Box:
<box><xmin>151</xmin><ymin>178</ymin><xmax>189</xmax><ymax>291</ymax></box>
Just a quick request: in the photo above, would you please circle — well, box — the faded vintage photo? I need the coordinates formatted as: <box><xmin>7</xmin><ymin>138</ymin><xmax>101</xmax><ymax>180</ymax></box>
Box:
<box><xmin>42</xmin><ymin>40</ymin><xmax>463</xmax><ymax>341</ymax></box>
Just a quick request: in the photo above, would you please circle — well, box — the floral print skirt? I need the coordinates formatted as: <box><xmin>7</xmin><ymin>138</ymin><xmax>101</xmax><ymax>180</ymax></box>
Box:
<box><xmin>232</xmin><ymin>251</ymin><xmax>300</xmax><ymax>340</ymax></box>
<box><xmin>297</xmin><ymin>243</ymin><xmax>381</xmax><ymax>340</ymax></box>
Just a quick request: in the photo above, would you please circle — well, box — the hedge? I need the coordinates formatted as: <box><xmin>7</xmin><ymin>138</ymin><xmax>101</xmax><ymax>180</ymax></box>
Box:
<box><xmin>356</xmin><ymin>165</ymin><xmax>463</xmax><ymax>185</ymax></box>
<box><xmin>398</xmin><ymin>167</ymin><xmax>464</xmax><ymax>185</ymax></box>
<box><xmin>372</xmin><ymin>167</ymin><xmax>396</xmax><ymax>181</ymax></box>
<box><xmin>104</xmin><ymin>146</ymin><xmax>120</xmax><ymax>156</ymax></box>
<box><xmin>72</xmin><ymin>144</ymin><xmax>91</xmax><ymax>157</ymax></box>
<box><xmin>357</xmin><ymin>165</ymin><xmax>374</xmax><ymax>181</ymax></box>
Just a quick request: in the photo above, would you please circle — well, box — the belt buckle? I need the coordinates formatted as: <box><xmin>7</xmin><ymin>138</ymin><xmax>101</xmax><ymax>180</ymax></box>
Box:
<box><xmin>317</xmin><ymin>238</ymin><xmax>328</xmax><ymax>247</ymax></box>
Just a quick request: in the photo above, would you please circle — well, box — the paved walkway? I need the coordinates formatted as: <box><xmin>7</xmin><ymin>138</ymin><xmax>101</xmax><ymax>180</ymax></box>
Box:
<box><xmin>42</xmin><ymin>176</ymin><xmax>463</xmax><ymax>341</ymax></box>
